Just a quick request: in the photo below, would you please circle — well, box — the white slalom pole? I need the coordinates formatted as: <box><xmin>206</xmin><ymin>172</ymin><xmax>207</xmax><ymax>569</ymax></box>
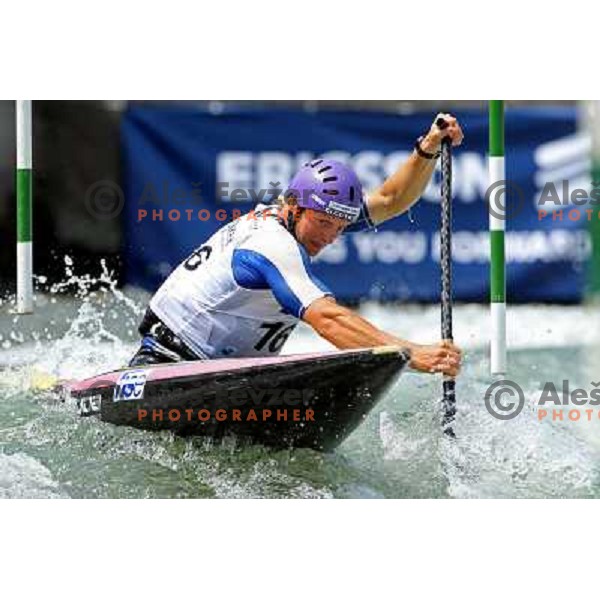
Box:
<box><xmin>16</xmin><ymin>100</ymin><xmax>33</xmax><ymax>314</ymax></box>
<box><xmin>489</xmin><ymin>100</ymin><xmax>507</xmax><ymax>376</ymax></box>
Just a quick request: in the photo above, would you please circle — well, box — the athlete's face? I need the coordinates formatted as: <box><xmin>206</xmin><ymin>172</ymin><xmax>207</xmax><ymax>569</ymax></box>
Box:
<box><xmin>295</xmin><ymin>209</ymin><xmax>349</xmax><ymax>256</ymax></box>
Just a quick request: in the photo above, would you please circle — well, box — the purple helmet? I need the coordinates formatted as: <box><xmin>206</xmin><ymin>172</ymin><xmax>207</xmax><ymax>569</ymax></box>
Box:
<box><xmin>285</xmin><ymin>158</ymin><xmax>363</xmax><ymax>223</ymax></box>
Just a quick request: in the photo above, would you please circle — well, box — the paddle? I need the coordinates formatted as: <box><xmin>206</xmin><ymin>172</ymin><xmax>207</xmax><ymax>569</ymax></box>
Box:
<box><xmin>438</xmin><ymin>117</ymin><xmax>456</xmax><ymax>437</ymax></box>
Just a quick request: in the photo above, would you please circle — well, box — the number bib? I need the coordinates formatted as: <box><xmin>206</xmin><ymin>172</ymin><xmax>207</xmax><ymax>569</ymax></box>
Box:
<box><xmin>148</xmin><ymin>204</ymin><xmax>330</xmax><ymax>358</ymax></box>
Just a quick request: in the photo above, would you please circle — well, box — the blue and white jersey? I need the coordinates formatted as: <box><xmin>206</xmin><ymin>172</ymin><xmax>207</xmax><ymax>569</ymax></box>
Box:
<box><xmin>151</xmin><ymin>204</ymin><xmax>338</xmax><ymax>358</ymax></box>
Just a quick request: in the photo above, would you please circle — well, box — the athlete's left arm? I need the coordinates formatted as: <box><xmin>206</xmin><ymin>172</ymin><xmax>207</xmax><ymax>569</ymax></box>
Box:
<box><xmin>366</xmin><ymin>113</ymin><xmax>464</xmax><ymax>225</ymax></box>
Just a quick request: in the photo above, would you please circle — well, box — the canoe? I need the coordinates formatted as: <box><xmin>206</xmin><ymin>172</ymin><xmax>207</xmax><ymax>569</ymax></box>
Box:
<box><xmin>64</xmin><ymin>346</ymin><xmax>410</xmax><ymax>451</ymax></box>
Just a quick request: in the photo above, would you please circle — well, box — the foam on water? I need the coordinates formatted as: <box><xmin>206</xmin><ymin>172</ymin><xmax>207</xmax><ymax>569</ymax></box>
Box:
<box><xmin>1</xmin><ymin>258</ymin><xmax>600</xmax><ymax>498</ymax></box>
<box><xmin>443</xmin><ymin>376</ymin><xmax>598</xmax><ymax>499</ymax></box>
<box><xmin>0</xmin><ymin>452</ymin><xmax>68</xmax><ymax>499</ymax></box>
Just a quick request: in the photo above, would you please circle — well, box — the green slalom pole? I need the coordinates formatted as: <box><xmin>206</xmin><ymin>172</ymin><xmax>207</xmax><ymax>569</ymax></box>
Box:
<box><xmin>489</xmin><ymin>101</ymin><xmax>506</xmax><ymax>376</ymax></box>
<box><xmin>588</xmin><ymin>101</ymin><xmax>600</xmax><ymax>299</ymax></box>
<box><xmin>16</xmin><ymin>100</ymin><xmax>33</xmax><ymax>314</ymax></box>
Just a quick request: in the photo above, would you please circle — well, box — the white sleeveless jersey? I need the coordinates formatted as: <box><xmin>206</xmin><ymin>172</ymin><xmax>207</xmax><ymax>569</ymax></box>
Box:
<box><xmin>149</xmin><ymin>204</ymin><xmax>333</xmax><ymax>359</ymax></box>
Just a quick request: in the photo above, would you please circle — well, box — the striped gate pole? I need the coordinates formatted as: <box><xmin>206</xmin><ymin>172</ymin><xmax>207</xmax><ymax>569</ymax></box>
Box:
<box><xmin>588</xmin><ymin>100</ymin><xmax>600</xmax><ymax>298</ymax></box>
<box><xmin>16</xmin><ymin>100</ymin><xmax>33</xmax><ymax>314</ymax></box>
<box><xmin>489</xmin><ymin>100</ymin><xmax>507</xmax><ymax>376</ymax></box>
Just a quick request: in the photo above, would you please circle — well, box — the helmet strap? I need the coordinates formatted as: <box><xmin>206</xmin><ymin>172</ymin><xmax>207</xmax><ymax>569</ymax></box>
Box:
<box><xmin>287</xmin><ymin>209</ymin><xmax>296</xmax><ymax>232</ymax></box>
<box><xmin>278</xmin><ymin>201</ymin><xmax>302</xmax><ymax>239</ymax></box>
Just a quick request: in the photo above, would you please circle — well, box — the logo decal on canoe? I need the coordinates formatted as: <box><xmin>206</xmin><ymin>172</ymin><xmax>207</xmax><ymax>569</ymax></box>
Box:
<box><xmin>78</xmin><ymin>394</ymin><xmax>101</xmax><ymax>416</ymax></box>
<box><xmin>114</xmin><ymin>370</ymin><xmax>148</xmax><ymax>402</ymax></box>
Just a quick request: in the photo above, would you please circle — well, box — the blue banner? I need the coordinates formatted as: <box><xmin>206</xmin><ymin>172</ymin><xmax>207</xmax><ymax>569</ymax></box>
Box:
<box><xmin>121</xmin><ymin>105</ymin><xmax>591</xmax><ymax>302</ymax></box>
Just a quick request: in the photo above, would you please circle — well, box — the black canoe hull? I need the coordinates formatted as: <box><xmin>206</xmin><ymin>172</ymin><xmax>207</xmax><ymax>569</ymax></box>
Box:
<box><xmin>66</xmin><ymin>347</ymin><xmax>410</xmax><ymax>451</ymax></box>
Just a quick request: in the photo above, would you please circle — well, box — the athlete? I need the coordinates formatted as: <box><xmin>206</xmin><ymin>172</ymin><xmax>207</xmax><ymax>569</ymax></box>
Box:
<box><xmin>130</xmin><ymin>113</ymin><xmax>464</xmax><ymax>376</ymax></box>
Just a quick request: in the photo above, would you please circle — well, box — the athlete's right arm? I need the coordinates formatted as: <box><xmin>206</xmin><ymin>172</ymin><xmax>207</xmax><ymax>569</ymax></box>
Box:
<box><xmin>303</xmin><ymin>297</ymin><xmax>462</xmax><ymax>376</ymax></box>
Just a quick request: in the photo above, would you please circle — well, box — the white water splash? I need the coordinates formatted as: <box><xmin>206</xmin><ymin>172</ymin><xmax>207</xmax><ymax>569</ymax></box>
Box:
<box><xmin>0</xmin><ymin>452</ymin><xmax>69</xmax><ymax>499</ymax></box>
<box><xmin>2</xmin><ymin>258</ymin><xmax>145</xmax><ymax>381</ymax></box>
<box><xmin>2</xmin><ymin>262</ymin><xmax>600</xmax><ymax>498</ymax></box>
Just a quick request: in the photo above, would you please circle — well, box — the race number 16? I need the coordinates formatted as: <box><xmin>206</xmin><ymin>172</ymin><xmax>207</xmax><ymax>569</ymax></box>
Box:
<box><xmin>184</xmin><ymin>245</ymin><xmax>212</xmax><ymax>271</ymax></box>
<box><xmin>254</xmin><ymin>322</ymin><xmax>295</xmax><ymax>353</ymax></box>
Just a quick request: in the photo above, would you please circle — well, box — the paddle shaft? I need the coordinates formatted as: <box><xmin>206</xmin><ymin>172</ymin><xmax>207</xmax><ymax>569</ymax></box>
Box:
<box><xmin>439</xmin><ymin>131</ymin><xmax>456</xmax><ymax>436</ymax></box>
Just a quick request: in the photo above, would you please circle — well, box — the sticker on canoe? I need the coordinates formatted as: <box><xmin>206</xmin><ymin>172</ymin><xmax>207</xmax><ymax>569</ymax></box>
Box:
<box><xmin>78</xmin><ymin>394</ymin><xmax>101</xmax><ymax>416</ymax></box>
<box><xmin>113</xmin><ymin>370</ymin><xmax>148</xmax><ymax>402</ymax></box>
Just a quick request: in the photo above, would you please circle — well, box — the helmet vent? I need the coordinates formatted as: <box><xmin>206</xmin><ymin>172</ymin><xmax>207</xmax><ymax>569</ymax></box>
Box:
<box><xmin>318</xmin><ymin>165</ymin><xmax>332</xmax><ymax>173</ymax></box>
<box><xmin>310</xmin><ymin>159</ymin><xmax>324</xmax><ymax>168</ymax></box>
<box><xmin>323</xmin><ymin>176</ymin><xmax>337</xmax><ymax>183</ymax></box>
<box><xmin>349</xmin><ymin>186</ymin><xmax>355</xmax><ymax>201</ymax></box>
<box><xmin>323</xmin><ymin>189</ymin><xmax>339</xmax><ymax>195</ymax></box>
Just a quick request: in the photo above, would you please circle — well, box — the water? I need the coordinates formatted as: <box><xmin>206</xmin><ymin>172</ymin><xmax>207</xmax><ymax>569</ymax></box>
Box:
<box><xmin>1</xmin><ymin>265</ymin><xmax>600</xmax><ymax>498</ymax></box>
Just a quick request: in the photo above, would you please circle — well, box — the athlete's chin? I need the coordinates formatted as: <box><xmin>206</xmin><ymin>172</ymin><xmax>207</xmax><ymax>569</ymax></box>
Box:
<box><xmin>306</xmin><ymin>243</ymin><xmax>325</xmax><ymax>256</ymax></box>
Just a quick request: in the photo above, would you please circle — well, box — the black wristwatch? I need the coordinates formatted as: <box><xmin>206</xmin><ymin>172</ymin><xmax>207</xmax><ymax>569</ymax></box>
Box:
<box><xmin>415</xmin><ymin>136</ymin><xmax>441</xmax><ymax>160</ymax></box>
